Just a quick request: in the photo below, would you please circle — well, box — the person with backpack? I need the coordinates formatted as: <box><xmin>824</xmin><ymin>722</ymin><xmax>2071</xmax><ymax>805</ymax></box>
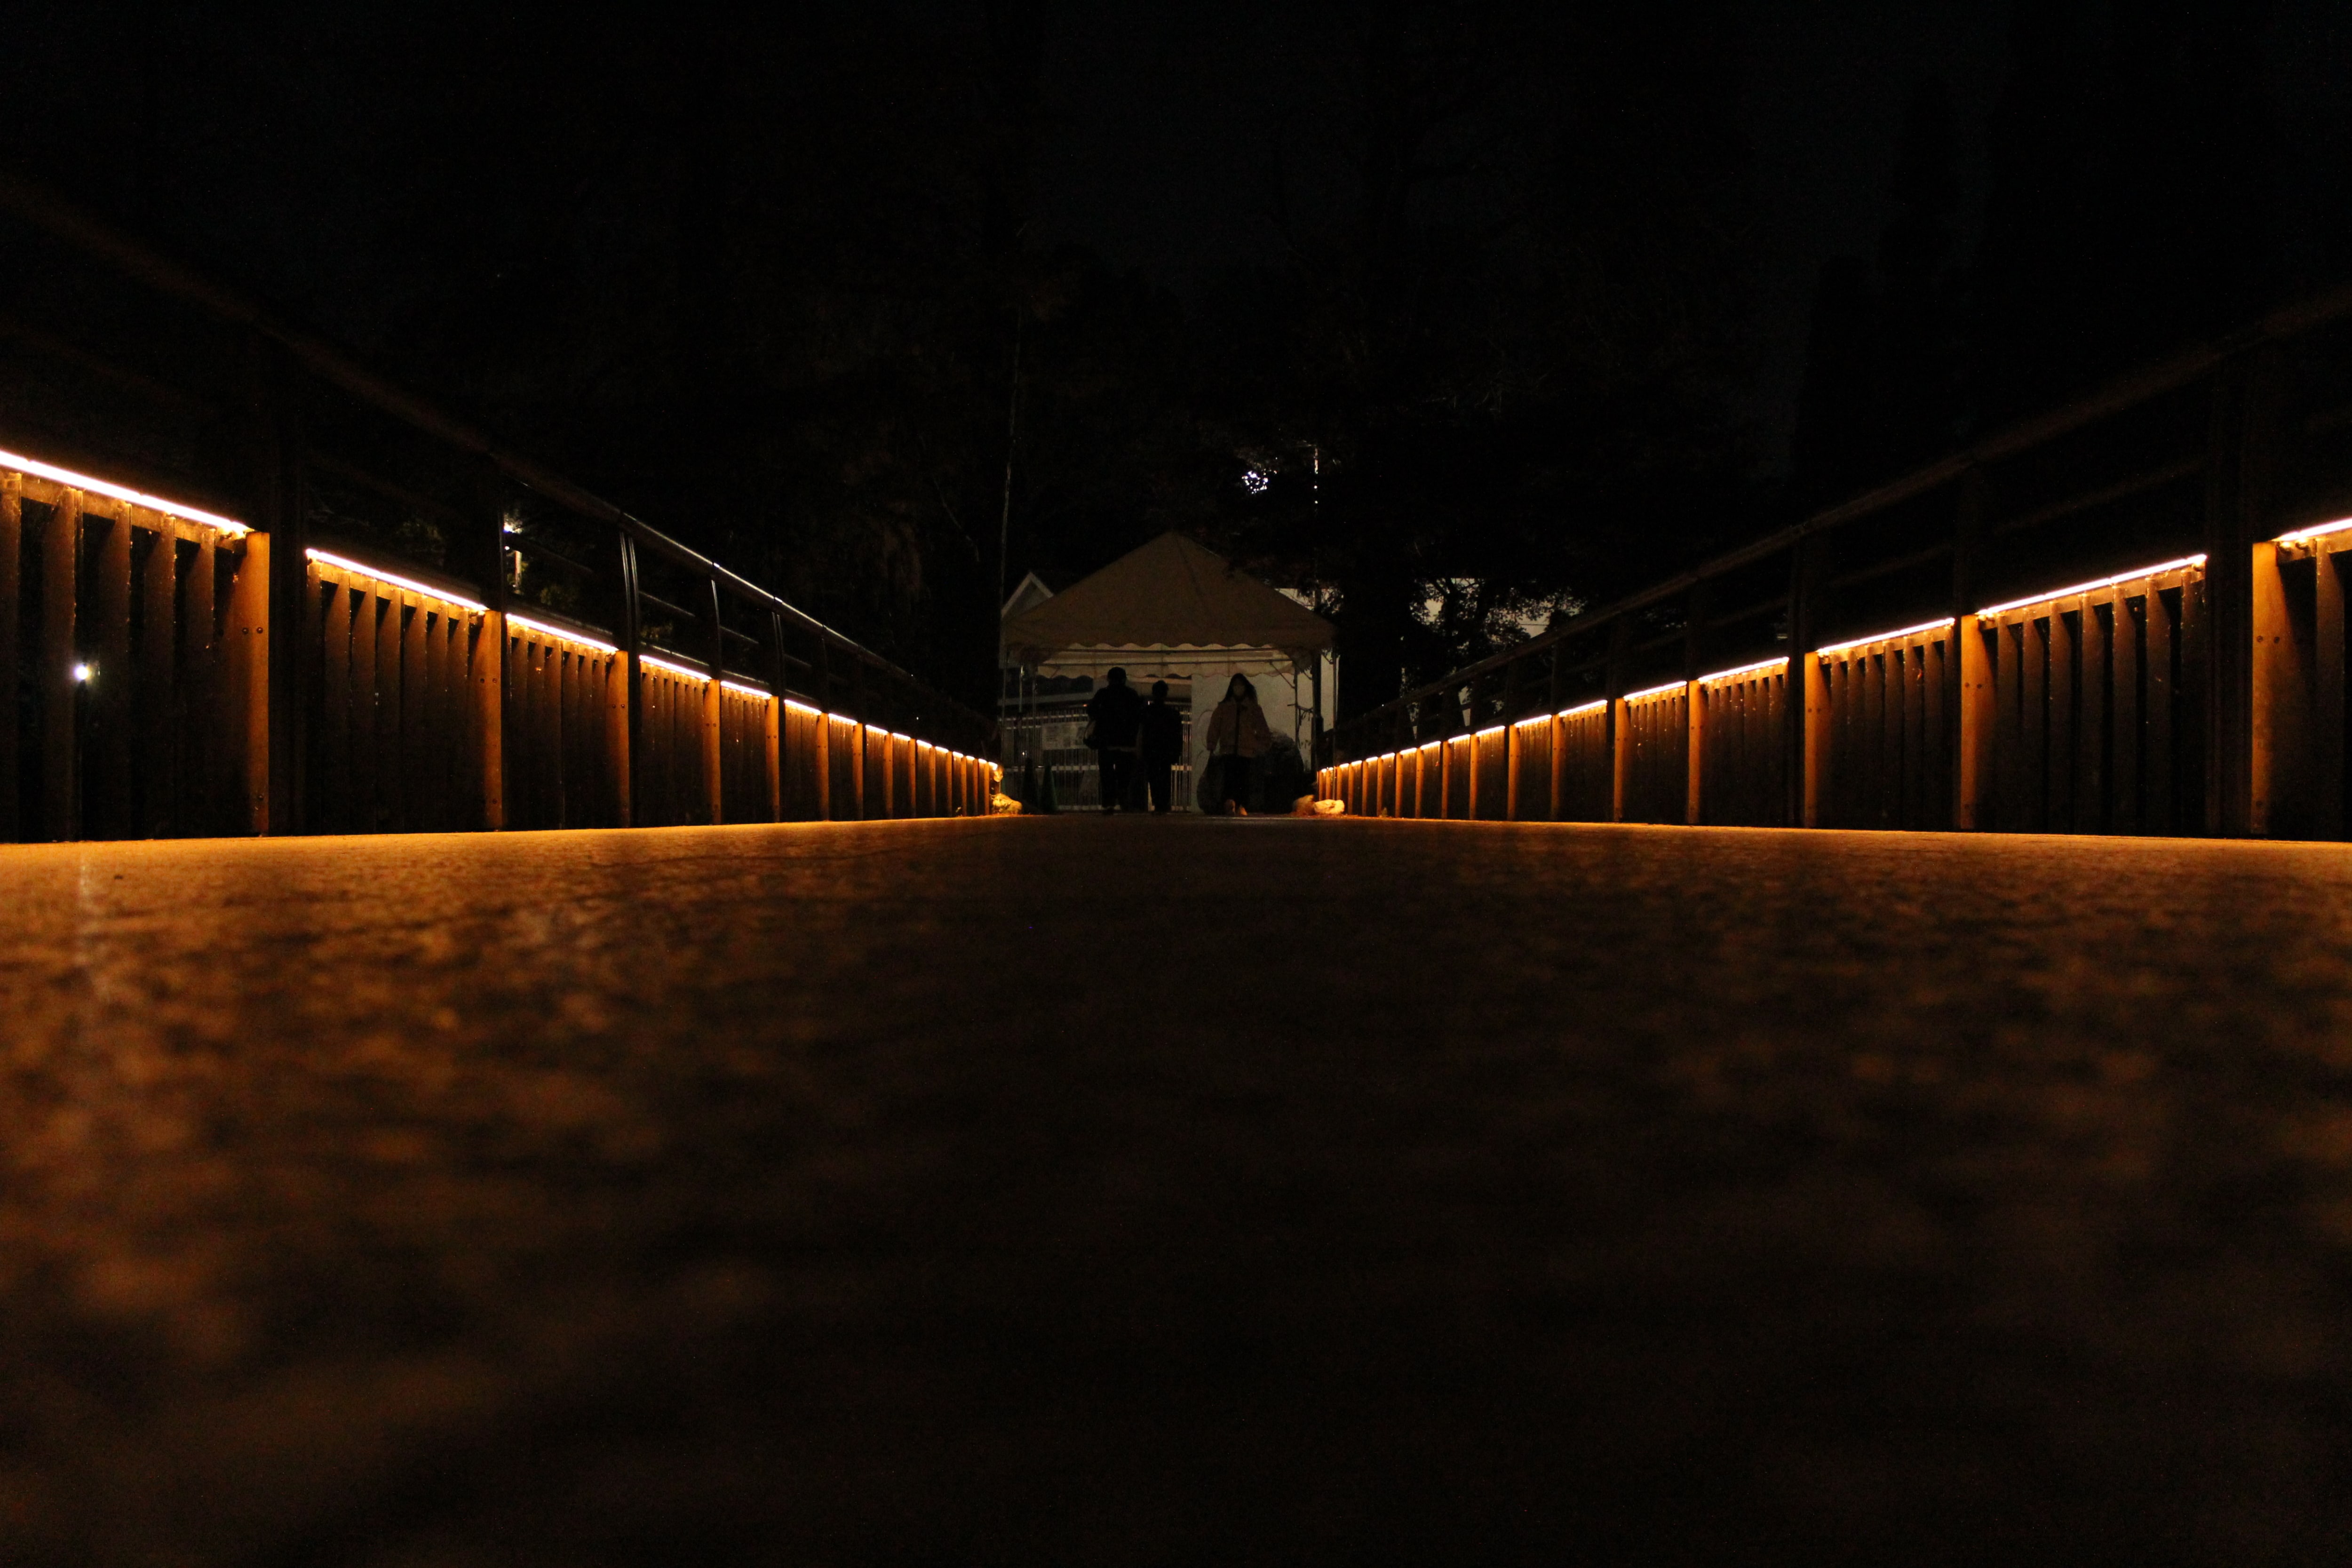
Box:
<box><xmin>1202</xmin><ymin>672</ymin><xmax>1272</xmax><ymax>815</ymax></box>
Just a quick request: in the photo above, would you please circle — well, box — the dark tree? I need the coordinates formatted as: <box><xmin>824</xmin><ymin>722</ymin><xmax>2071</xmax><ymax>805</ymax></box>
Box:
<box><xmin>1207</xmin><ymin>1</ymin><xmax>1756</xmax><ymax>714</ymax></box>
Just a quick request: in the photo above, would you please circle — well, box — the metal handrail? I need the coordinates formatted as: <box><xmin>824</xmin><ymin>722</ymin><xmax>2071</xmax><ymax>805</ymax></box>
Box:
<box><xmin>1334</xmin><ymin>273</ymin><xmax>2352</xmax><ymax>751</ymax></box>
<box><xmin>0</xmin><ymin>165</ymin><xmax>990</xmax><ymax>747</ymax></box>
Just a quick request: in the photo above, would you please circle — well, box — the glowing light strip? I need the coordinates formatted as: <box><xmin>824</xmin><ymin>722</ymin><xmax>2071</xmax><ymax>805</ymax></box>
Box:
<box><xmin>505</xmin><ymin>611</ymin><xmax>617</xmax><ymax>654</ymax></box>
<box><xmin>1815</xmin><ymin>617</ymin><xmax>1956</xmax><ymax>657</ymax></box>
<box><xmin>784</xmin><ymin>699</ymin><xmax>822</xmax><ymax>715</ymax></box>
<box><xmin>1514</xmin><ymin>714</ymin><xmax>1547</xmax><ymax>728</ymax></box>
<box><xmin>1976</xmin><ymin>555</ymin><xmax>2205</xmax><ymax>618</ymax></box>
<box><xmin>1623</xmin><ymin>679</ymin><xmax>1687</xmax><ymax>703</ymax></box>
<box><xmin>721</xmin><ymin>678</ymin><xmax>771</xmax><ymax>699</ymax></box>
<box><xmin>1559</xmin><ymin>699</ymin><xmax>1607</xmax><ymax>718</ymax></box>
<box><xmin>0</xmin><ymin>446</ymin><xmax>248</xmax><ymax>534</ymax></box>
<box><xmin>1473</xmin><ymin>724</ymin><xmax>1505</xmax><ymax>740</ymax></box>
<box><xmin>1698</xmin><ymin>655</ymin><xmax>1788</xmax><ymax>685</ymax></box>
<box><xmin>2278</xmin><ymin>517</ymin><xmax>2352</xmax><ymax>546</ymax></box>
<box><xmin>640</xmin><ymin>653</ymin><xmax>711</xmax><ymax>683</ymax></box>
<box><xmin>307</xmin><ymin>549</ymin><xmax>488</xmax><ymax>612</ymax></box>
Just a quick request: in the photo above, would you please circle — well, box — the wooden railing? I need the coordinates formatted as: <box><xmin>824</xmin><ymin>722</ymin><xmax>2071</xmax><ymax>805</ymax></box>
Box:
<box><xmin>1322</xmin><ymin>278</ymin><xmax>2352</xmax><ymax>841</ymax></box>
<box><xmin>0</xmin><ymin>174</ymin><xmax>996</xmax><ymax>842</ymax></box>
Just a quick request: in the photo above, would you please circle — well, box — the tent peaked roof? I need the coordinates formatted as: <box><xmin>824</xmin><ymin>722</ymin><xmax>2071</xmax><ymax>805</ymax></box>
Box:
<box><xmin>1002</xmin><ymin>532</ymin><xmax>1333</xmax><ymax>662</ymax></box>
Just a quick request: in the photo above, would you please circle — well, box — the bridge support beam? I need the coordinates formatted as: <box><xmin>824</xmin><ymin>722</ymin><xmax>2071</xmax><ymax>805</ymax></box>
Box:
<box><xmin>2206</xmin><ymin>350</ymin><xmax>2277</xmax><ymax>836</ymax></box>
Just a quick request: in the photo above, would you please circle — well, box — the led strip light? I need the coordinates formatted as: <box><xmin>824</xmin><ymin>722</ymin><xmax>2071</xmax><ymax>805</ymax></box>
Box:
<box><xmin>2277</xmin><ymin>517</ymin><xmax>2352</xmax><ymax>546</ymax></box>
<box><xmin>505</xmin><ymin>610</ymin><xmax>617</xmax><ymax>654</ymax></box>
<box><xmin>1975</xmin><ymin>554</ymin><xmax>2206</xmax><ymax>618</ymax></box>
<box><xmin>1815</xmin><ymin>617</ymin><xmax>1956</xmax><ymax>657</ymax></box>
<box><xmin>0</xmin><ymin>445</ymin><xmax>249</xmax><ymax>534</ymax></box>
<box><xmin>639</xmin><ymin>653</ymin><xmax>712</xmax><ymax>683</ymax></box>
<box><xmin>1697</xmin><ymin>654</ymin><xmax>1788</xmax><ymax>685</ymax></box>
<box><xmin>306</xmin><ymin>547</ymin><xmax>989</xmax><ymax>772</ymax></box>
<box><xmin>307</xmin><ymin>549</ymin><xmax>488</xmax><ymax>612</ymax></box>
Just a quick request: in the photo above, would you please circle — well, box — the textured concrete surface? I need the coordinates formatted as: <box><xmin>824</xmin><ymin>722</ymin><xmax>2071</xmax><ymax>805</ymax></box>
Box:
<box><xmin>4</xmin><ymin>816</ymin><xmax>2352</xmax><ymax>1564</ymax></box>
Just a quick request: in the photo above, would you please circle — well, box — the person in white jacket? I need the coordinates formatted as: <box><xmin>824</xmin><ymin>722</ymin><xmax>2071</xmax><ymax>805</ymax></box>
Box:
<box><xmin>1202</xmin><ymin>673</ymin><xmax>1272</xmax><ymax>814</ymax></box>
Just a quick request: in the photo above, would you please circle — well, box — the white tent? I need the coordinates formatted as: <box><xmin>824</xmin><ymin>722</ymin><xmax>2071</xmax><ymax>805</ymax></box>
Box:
<box><xmin>1001</xmin><ymin>533</ymin><xmax>1337</xmax><ymax>808</ymax></box>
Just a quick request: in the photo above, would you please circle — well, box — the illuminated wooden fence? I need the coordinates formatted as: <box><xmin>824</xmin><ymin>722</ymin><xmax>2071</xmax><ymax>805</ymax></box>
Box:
<box><xmin>0</xmin><ymin>450</ymin><xmax>995</xmax><ymax>841</ymax></box>
<box><xmin>1325</xmin><ymin>280</ymin><xmax>2352</xmax><ymax>841</ymax></box>
<box><xmin>0</xmin><ymin>174</ymin><xmax>996</xmax><ymax>843</ymax></box>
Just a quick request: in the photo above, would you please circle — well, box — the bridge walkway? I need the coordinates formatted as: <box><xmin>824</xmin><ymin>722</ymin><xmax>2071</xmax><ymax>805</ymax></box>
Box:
<box><xmin>5</xmin><ymin>816</ymin><xmax>2351</xmax><ymax>1562</ymax></box>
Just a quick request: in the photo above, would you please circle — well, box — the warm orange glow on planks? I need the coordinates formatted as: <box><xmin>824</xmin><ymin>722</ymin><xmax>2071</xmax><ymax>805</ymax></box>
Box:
<box><xmin>506</xmin><ymin>611</ymin><xmax>618</xmax><ymax>654</ymax></box>
<box><xmin>640</xmin><ymin>653</ymin><xmax>714</xmax><ymax>683</ymax></box>
<box><xmin>1975</xmin><ymin>555</ymin><xmax>2206</xmax><ymax>618</ymax></box>
<box><xmin>1815</xmin><ymin>617</ymin><xmax>1956</xmax><ymax>657</ymax></box>
<box><xmin>1697</xmin><ymin>655</ymin><xmax>1788</xmax><ymax>685</ymax></box>
<box><xmin>307</xmin><ymin>549</ymin><xmax>488</xmax><ymax>613</ymax></box>
<box><xmin>2277</xmin><ymin>517</ymin><xmax>2352</xmax><ymax>546</ymax></box>
<box><xmin>0</xmin><ymin>446</ymin><xmax>250</xmax><ymax>534</ymax></box>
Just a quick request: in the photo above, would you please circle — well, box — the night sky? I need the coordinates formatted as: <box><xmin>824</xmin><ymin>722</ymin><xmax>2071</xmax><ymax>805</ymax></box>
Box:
<box><xmin>3</xmin><ymin>1</ymin><xmax>2346</xmax><ymax>705</ymax></box>
<box><xmin>13</xmin><ymin>3</ymin><xmax>2341</xmax><ymax>464</ymax></box>
<box><xmin>1026</xmin><ymin>0</ymin><xmax>2008</xmax><ymax>464</ymax></box>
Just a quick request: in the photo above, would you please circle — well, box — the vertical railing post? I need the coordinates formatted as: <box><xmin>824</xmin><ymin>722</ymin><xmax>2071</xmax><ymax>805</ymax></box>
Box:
<box><xmin>616</xmin><ymin>533</ymin><xmax>643</xmax><ymax>827</ymax></box>
<box><xmin>477</xmin><ymin>489</ymin><xmax>507</xmax><ymax>831</ymax></box>
<box><xmin>1683</xmin><ymin>580</ymin><xmax>1709</xmax><ymax>827</ymax></box>
<box><xmin>251</xmin><ymin>343</ymin><xmax>307</xmax><ymax>836</ymax></box>
<box><xmin>1952</xmin><ymin>470</ymin><xmax>1992</xmax><ymax>829</ymax></box>
<box><xmin>769</xmin><ymin>609</ymin><xmax>791</xmax><ymax>821</ymax></box>
<box><xmin>1802</xmin><ymin>649</ymin><xmax>1829</xmax><ymax>828</ymax></box>
<box><xmin>703</xmin><ymin>577</ymin><xmax>725</xmax><ymax>825</ymax></box>
<box><xmin>2206</xmin><ymin>349</ymin><xmax>2276</xmax><ymax>836</ymax></box>
<box><xmin>92</xmin><ymin>501</ymin><xmax>132</xmax><ymax>837</ymax></box>
<box><xmin>1786</xmin><ymin>535</ymin><xmax>1824</xmax><ymax>828</ymax></box>
<box><xmin>2249</xmin><ymin>538</ymin><xmax>2303</xmax><ymax>837</ymax></box>
<box><xmin>0</xmin><ymin>472</ymin><xmax>18</xmax><ymax>841</ymax></box>
<box><xmin>141</xmin><ymin>519</ymin><xmax>177</xmax><ymax>836</ymax></box>
<box><xmin>1605</xmin><ymin>616</ymin><xmax>1630</xmax><ymax>823</ymax></box>
<box><xmin>226</xmin><ymin>531</ymin><xmax>271</xmax><ymax>834</ymax></box>
<box><xmin>2318</xmin><ymin>553</ymin><xmax>2347</xmax><ymax>839</ymax></box>
<box><xmin>1685</xmin><ymin>680</ymin><xmax>1705</xmax><ymax>826</ymax></box>
<box><xmin>40</xmin><ymin>487</ymin><xmax>79</xmax><ymax>839</ymax></box>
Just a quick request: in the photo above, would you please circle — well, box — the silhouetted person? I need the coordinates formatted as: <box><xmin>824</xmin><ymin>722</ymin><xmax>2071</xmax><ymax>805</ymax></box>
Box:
<box><xmin>1085</xmin><ymin>667</ymin><xmax>1147</xmax><ymax>812</ymax></box>
<box><xmin>1138</xmin><ymin>680</ymin><xmax>1184</xmax><ymax>813</ymax></box>
<box><xmin>1203</xmin><ymin>673</ymin><xmax>1271</xmax><ymax>815</ymax></box>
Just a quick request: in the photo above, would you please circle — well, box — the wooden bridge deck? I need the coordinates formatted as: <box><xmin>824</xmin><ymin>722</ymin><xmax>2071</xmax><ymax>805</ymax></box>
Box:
<box><xmin>6</xmin><ymin>816</ymin><xmax>2352</xmax><ymax>1564</ymax></box>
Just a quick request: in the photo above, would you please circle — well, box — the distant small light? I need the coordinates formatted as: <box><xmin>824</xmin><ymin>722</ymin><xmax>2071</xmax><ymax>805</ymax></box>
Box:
<box><xmin>1242</xmin><ymin>469</ymin><xmax>1270</xmax><ymax>495</ymax></box>
<box><xmin>72</xmin><ymin>663</ymin><xmax>91</xmax><ymax>683</ymax></box>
